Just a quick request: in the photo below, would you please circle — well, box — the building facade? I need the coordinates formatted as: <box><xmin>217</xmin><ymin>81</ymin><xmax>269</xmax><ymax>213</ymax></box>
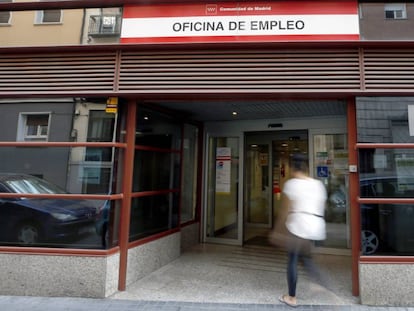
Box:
<box><xmin>0</xmin><ymin>0</ymin><xmax>414</xmax><ymax>307</ymax></box>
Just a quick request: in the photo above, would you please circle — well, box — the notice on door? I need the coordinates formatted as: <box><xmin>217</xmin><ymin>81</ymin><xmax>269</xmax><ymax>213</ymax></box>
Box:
<box><xmin>216</xmin><ymin>147</ymin><xmax>231</xmax><ymax>193</ymax></box>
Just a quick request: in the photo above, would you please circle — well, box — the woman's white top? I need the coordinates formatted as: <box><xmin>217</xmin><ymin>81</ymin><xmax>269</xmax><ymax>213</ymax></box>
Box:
<box><xmin>283</xmin><ymin>177</ymin><xmax>327</xmax><ymax>241</ymax></box>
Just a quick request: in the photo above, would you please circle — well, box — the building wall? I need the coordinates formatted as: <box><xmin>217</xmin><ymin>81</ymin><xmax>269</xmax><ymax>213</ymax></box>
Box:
<box><xmin>126</xmin><ymin>233</ymin><xmax>181</xmax><ymax>286</ymax></box>
<box><xmin>181</xmin><ymin>223</ymin><xmax>200</xmax><ymax>252</ymax></box>
<box><xmin>0</xmin><ymin>252</ymin><xmax>119</xmax><ymax>298</ymax></box>
<box><xmin>359</xmin><ymin>262</ymin><xmax>414</xmax><ymax>306</ymax></box>
<box><xmin>359</xmin><ymin>3</ymin><xmax>414</xmax><ymax>40</ymax></box>
<box><xmin>0</xmin><ymin>0</ymin><xmax>83</xmax><ymax>47</ymax></box>
<box><xmin>82</xmin><ymin>8</ymin><xmax>121</xmax><ymax>45</ymax></box>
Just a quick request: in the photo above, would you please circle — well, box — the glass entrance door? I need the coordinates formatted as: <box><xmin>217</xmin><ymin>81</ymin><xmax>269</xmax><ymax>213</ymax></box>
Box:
<box><xmin>205</xmin><ymin>136</ymin><xmax>241</xmax><ymax>244</ymax></box>
<box><xmin>244</xmin><ymin>142</ymin><xmax>272</xmax><ymax>243</ymax></box>
<box><xmin>244</xmin><ymin>130</ymin><xmax>308</xmax><ymax>245</ymax></box>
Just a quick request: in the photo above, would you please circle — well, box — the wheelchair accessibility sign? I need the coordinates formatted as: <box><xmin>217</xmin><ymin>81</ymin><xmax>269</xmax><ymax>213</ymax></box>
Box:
<box><xmin>317</xmin><ymin>166</ymin><xmax>329</xmax><ymax>178</ymax></box>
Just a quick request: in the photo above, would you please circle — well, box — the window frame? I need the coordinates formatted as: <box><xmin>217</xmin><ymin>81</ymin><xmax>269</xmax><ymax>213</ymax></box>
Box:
<box><xmin>34</xmin><ymin>9</ymin><xmax>63</xmax><ymax>24</ymax></box>
<box><xmin>0</xmin><ymin>0</ymin><xmax>12</xmax><ymax>25</ymax></box>
<box><xmin>17</xmin><ymin>112</ymin><xmax>51</xmax><ymax>142</ymax></box>
<box><xmin>384</xmin><ymin>3</ymin><xmax>407</xmax><ymax>20</ymax></box>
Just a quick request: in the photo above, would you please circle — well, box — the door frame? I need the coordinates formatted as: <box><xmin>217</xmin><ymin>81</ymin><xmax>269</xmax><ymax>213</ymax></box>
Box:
<box><xmin>202</xmin><ymin>132</ymin><xmax>245</xmax><ymax>246</ymax></box>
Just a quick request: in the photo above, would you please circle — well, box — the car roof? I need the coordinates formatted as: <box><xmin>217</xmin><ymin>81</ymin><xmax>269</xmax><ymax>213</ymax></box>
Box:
<box><xmin>0</xmin><ymin>173</ymin><xmax>37</xmax><ymax>183</ymax></box>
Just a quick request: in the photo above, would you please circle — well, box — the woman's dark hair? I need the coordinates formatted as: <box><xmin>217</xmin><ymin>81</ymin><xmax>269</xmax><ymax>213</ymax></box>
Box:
<box><xmin>291</xmin><ymin>154</ymin><xmax>308</xmax><ymax>172</ymax></box>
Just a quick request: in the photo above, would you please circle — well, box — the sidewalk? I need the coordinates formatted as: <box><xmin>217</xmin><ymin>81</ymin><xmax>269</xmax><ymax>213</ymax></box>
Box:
<box><xmin>0</xmin><ymin>296</ymin><xmax>412</xmax><ymax>311</ymax></box>
<box><xmin>1</xmin><ymin>243</ymin><xmax>412</xmax><ymax>310</ymax></box>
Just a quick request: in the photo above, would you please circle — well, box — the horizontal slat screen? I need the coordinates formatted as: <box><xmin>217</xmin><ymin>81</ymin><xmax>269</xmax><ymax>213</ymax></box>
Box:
<box><xmin>2</xmin><ymin>46</ymin><xmax>414</xmax><ymax>96</ymax></box>
<box><xmin>364</xmin><ymin>48</ymin><xmax>414</xmax><ymax>90</ymax></box>
<box><xmin>0</xmin><ymin>53</ymin><xmax>117</xmax><ymax>95</ymax></box>
<box><xmin>118</xmin><ymin>49</ymin><xmax>361</xmax><ymax>93</ymax></box>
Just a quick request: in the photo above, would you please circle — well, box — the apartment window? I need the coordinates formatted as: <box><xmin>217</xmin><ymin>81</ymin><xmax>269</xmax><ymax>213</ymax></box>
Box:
<box><xmin>85</xmin><ymin>110</ymin><xmax>115</xmax><ymax>162</ymax></box>
<box><xmin>35</xmin><ymin>9</ymin><xmax>62</xmax><ymax>24</ymax></box>
<box><xmin>385</xmin><ymin>3</ymin><xmax>407</xmax><ymax>19</ymax></box>
<box><xmin>17</xmin><ymin>113</ymin><xmax>50</xmax><ymax>141</ymax></box>
<box><xmin>0</xmin><ymin>0</ymin><xmax>11</xmax><ymax>25</ymax></box>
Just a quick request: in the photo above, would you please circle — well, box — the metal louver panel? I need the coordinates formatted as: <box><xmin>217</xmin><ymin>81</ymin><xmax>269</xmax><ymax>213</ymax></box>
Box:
<box><xmin>0</xmin><ymin>52</ymin><xmax>117</xmax><ymax>95</ymax></box>
<box><xmin>118</xmin><ymin>49</ymin><xmax>361</xmax><ymax>94</ymax></box>
<box><xmin>364</xmin><ymin>48</ymin><xmax>414</xmax><ymax>90</ymax></box>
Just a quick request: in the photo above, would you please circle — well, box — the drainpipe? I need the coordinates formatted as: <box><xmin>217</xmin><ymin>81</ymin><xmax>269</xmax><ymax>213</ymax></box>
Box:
<box><xmin>118</xmin><ymin>99</ymin><xmax>136</xmax><ymax>291</ymax></box>
<box><xmin>80</xmin><ymin>8</ymin><xmax>86</xmax><ymax>44</ymax></box>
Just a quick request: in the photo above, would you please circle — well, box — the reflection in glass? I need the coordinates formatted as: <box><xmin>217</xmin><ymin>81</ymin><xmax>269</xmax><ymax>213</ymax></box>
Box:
<box><xmin>356</xmin><ymin>97</ymin><xmax>414</xmax><ymax>143</ymax></box>
<box><xmin>206</xmin><ymin>137</ymin><xmax>239</xmax><ymax>240</ymax></box>
<box><xmin>181</xmin><ymin>124</ymin><xmax>199</xmax><ymax>224</ymax></box>
<box><xmin>133</xmin><ymin>151</ymin><xmax>180</xmax><ymax>192</ymax></box>
<box><xmin>129</xmin><ymin>194</ymin><xmax>179</xmax><ymax>242</ymax></box>
<box><xmin>0</xmin><ymin>7</ymin><xmax>123</xmax><ymax>47</ymax></box>
<box><xmin>136</xmin><ymin>107</ymin><xmax>181</xmax><ymax>150</ymax></box>
<box><xmin>361</xmin><ymin>203</ymin><xmax>414</xmax><ymax>255</ymax></box>
<box><xmin>357</xmin><ymin>97</ymin><xmax>414</xmax><ymax>255</ymax></box>
<box><xmin>0</xmin><ymin>173</ymin><xmax>105</xmax><ymax>249</ymax></box>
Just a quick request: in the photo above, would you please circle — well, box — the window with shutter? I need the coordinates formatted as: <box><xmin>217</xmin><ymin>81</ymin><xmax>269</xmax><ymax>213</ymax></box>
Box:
<box><xmin>35</xmin><ymin>9</ymin><xmax>62</xmax><ymax>24</ymax></box>
<box><xmin>0</xmin><ymin>0</ymin><xmax>11</xmax><ymax>24</ymax></box>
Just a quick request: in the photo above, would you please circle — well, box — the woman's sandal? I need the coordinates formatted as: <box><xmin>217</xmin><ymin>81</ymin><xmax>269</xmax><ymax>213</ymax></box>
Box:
<box><xmin>278</xmin><ymin>295</ymin><xmax>298</xmax><ymax>308</ymax></box>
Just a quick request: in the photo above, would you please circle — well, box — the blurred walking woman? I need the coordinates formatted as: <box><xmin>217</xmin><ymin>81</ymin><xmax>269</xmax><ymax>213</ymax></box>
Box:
<box><xmin>278</xmin><ymin>155</ymin><xmax>327</xmax><ymax>308</ymax></box>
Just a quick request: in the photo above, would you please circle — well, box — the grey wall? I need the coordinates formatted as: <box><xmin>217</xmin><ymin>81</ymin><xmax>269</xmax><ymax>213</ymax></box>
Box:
<box><xmin>360</xmin><ymin>3</ymin><xmax>414</xmax><ymax>40</ymax></box>
<box><xmin>0</xmin><ymin>99</ymin><xmax>75</xmax><ymax>189</ymax></box>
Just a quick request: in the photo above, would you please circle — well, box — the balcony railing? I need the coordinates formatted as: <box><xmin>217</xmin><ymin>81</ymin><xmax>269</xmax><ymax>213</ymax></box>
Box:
<box><xmin>88</xmin><ymin>15</ymin><xmax>122</xmax><ymax>36</ymax></box>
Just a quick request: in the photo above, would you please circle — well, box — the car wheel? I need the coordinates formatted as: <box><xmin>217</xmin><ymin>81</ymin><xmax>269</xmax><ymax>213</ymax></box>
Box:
<box><xmin>361</xmin><ymin>230</ymin><xmax>379</xmax><ymax>255</ymax></box>
<box><xmin>16</xmin><ymin>223</ymin><xmax>41</xmax><ymax>245</ymax></box>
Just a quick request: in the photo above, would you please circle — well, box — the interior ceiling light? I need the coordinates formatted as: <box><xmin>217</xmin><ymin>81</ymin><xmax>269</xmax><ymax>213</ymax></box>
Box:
<box><xmin>232</xmin><ymin>111</ymin><xmax>238</xmax><ymax>116</ymax></box>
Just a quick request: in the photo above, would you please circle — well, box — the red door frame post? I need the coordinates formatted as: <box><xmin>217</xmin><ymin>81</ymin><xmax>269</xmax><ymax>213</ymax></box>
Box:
<box><xmin>347</xmin><ymin>97</ymin><xmax>360</xmax><ymax>296</ymax></box>
<box><xmin>118</xmin><ymin>99</ymin><xmax>136</xmax><ymax>291</ymax></box>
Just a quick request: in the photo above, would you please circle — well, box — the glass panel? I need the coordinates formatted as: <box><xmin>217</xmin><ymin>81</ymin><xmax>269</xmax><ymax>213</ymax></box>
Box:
<box><xmin>359</xmin><ymin>148</ymin><xmax>414</xmax><ymax>255</ymax></box>
<box><xmin>356</xmin><ymin>97</ymin><xmax>414</xmax><ymax>143</ymax></box>
<box><xmin>0</xmin><ymin>6</ymin><xmax>123</xmax><ymax>47</ymax></box>
<box><xmin>206</xmin><ymin>137</ymin><xmax>239</xmax><ymax>240</ymax></box>
<box><xmin>133</xmin><ymin>151</ymin><xmax>180</xmax><ymax>192</ymax></box>
<box><xmin>131</xmin><ymin>106</ymin><xmax>182</xmax><ymax>241</ymax></box>
<box><xmin>136</xmin><ymin>107</ymin><xmax>181</xmax><ymax>150</ymax></box>
<box><xmin>180</xmin><ymin>124</ymin><xmax>199</xmax><ymax>224</ymax></box>
<box><xmin>86</xmin><ymin>110</ymin><xmax>116</xmax><ymax>162</ymax></box>
<box><xmin>0</xmin><ymin>174</ymin><xmax>106</xmax><ymax>249</ymax></box>
<box><xmin>129</xmin><ymin>193</ymin><xmax>179</xmax><ymax>242</ymax></box>
<box><xmin>357</xmin><ymin>97</ymin><xmax>414</xmax><ymax>255</ymax></box>
<box><xmin>361</xmin><ymin>204</ymin><xmax>414</xmax><ymax>255</ymax></box>
<box><xmin>42</xmin><ymin>10</ymin><xmax>61</xmax><ymax>23</ymax></box>
<box><xmin>273</xmin><ymin>132</ymin><xmax>309</xmax><ymax>230</ymax></box>
<box><xmin>0</xmin><ymin>98</ymin><xmax>122</xmax><ymax>249</ymax></box>
<box><xmin>245</xmin><ymin>144</ymin><xmax>270</xmax><ymax>225</ymax></box>
<box><xmin>314</xmin><ymin>134</ymin><xmax>349</xmax><ymax>249</ymax></box>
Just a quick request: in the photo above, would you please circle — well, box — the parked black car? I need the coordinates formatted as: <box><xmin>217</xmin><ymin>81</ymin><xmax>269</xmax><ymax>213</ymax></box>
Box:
<box><xmin>0</xmin><ymin>173</ymin><xmax>99</xmax><ymax>246</ymax></box>
<box><xmin>360</xmin><ymin>176</ymin><xmax>414</xmax><ymax>255</ymax></box>
<box><xmin>329</xmin><ymin>176</ymin><xmax>414</xmax><ymax>255</ymax></box>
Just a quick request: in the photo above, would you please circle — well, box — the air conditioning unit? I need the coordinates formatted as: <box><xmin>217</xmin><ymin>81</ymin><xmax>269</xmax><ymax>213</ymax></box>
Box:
<box><xmin>102</xmin><ymin>16</ymin><xmax>116</xmax><ymax>27</ymax></box>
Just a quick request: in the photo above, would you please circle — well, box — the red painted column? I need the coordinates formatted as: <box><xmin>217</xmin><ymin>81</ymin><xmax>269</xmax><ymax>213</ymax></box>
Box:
<box><xmin>118</xmin><ymin>99</ymin><xmax>136</xmax><ymax>291</ymax></box>
<box><xmin>347</xmin><ymin>97</ymin><xmax>360</xmax><ymax>296</ymax></box>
